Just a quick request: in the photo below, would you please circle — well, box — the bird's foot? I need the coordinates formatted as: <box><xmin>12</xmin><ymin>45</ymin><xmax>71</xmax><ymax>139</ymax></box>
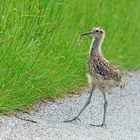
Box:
<box><xmin>90</xmin><ymin>123</ymin><xmax>106</xmax><ymax>127</ymax></box>
<box><xmin>64</xmin><ymin>117</ymin><xmax>81</xmax><ymax>123</ymax></box>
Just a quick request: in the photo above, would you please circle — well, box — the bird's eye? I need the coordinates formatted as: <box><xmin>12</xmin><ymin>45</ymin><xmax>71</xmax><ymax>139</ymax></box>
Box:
<box><xmin>100</xmin><ymin>30</ymin><xmax>103</xmax><ymax>33</ymax></box>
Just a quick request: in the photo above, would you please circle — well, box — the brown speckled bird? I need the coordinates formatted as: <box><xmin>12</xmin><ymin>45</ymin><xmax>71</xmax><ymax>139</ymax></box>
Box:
<box><xmin>64</xmin><ymin>27</ymin><xmax>125</xmax><ymax>127</ymax></box>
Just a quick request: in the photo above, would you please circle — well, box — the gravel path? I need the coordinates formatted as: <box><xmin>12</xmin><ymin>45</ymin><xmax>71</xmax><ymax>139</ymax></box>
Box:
<box><xmin>0</xmin><ymin>71</ymin><xmax>140</xmax><ymax>140</ymax></box>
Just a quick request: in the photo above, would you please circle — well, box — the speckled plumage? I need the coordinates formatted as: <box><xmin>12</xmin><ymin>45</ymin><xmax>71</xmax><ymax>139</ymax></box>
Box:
<box><xmin>87</xmin><ymin>54</ymin><xmax>124</xmax><ymax>92</ymax></box>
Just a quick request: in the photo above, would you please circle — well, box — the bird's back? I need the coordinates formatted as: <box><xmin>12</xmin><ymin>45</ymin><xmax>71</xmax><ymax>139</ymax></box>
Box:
<box><xmin>87</xmin><ymin>55</ymin><xmax>124</xmax><ymax>89</ymax></box>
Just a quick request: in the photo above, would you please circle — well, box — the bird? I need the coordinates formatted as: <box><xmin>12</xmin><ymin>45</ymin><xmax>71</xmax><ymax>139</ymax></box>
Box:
<box><xmin>64</xmin><ymin>27</ymin><xmax>125</xmax><ymax>127</ymax></box>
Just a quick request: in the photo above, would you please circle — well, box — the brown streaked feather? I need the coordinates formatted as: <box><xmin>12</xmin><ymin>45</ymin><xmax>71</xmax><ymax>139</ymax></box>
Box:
<box><xmin>88</xmin><ymin>56</ymin><xmax>122</xmax><ymax>82</ymax></box>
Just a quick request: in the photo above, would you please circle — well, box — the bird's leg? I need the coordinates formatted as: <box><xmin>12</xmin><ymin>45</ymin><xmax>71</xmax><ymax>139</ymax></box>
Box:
<box><xmin>64</xmin><ymin>88</ymin><xmax>94</xmax><ymax>122</ymax></box>
<box><xmin>102</xmin><ymin>93</ymin><xmax>108</xmax><ymax>126</ymax></box>
<box><xmin>91</xmin><ymin>92</ymin><xmax>108</xmax><ymax>127</ymax></box>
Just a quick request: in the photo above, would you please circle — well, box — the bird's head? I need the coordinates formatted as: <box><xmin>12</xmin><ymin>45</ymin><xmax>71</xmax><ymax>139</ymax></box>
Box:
<box><xmin>81</xmin><ymin>27</ymin><xmax>105</xmax><ymax>38</ymax></box>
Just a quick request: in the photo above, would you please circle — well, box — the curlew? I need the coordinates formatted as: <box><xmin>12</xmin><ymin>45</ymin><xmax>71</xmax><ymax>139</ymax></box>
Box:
<box><xmin>64</xmin><ymin>27</ymin><xmax>125</xmax><ymax>127</ymax></box>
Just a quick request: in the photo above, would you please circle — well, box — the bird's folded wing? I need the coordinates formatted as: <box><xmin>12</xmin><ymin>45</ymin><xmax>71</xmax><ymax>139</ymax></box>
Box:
<box><xmin>93</xmin><ymin>60</ymin><xmax>122</xmax><ymax>81</ymax></box>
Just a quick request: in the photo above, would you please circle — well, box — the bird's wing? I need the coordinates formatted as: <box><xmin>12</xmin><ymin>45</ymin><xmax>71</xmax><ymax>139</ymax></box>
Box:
<box><xmin>93</xmin><ymin>58</ymin><xmax>122</xmax><ymax>81</ymax></box>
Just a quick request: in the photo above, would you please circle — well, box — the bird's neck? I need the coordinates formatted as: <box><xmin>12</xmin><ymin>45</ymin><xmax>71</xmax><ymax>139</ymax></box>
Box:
<box><xmin>90</xmin><ymin>35</ymin><xmax>104</xmax><ymax>57</ymax></box>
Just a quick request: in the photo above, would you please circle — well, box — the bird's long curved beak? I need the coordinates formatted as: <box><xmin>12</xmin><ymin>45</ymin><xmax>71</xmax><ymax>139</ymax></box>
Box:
<box><xmin>81</xmin><ymin>31</ymin><xmax>93</xmax><ymax>36</ymax></box>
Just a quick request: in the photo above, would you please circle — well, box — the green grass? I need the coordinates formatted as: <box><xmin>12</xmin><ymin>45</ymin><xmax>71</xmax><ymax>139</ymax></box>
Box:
<box><xmin>0</xmin><ymin>0</ymin><xmax>140</xmax><ymax>114</ymax></box>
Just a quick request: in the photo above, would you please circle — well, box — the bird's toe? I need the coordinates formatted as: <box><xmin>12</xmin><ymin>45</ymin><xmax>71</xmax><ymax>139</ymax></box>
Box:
<box><xmin>64</xmin><ymin>117</ymin><xmax>81</xmax><ymax>123</ymax></box>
